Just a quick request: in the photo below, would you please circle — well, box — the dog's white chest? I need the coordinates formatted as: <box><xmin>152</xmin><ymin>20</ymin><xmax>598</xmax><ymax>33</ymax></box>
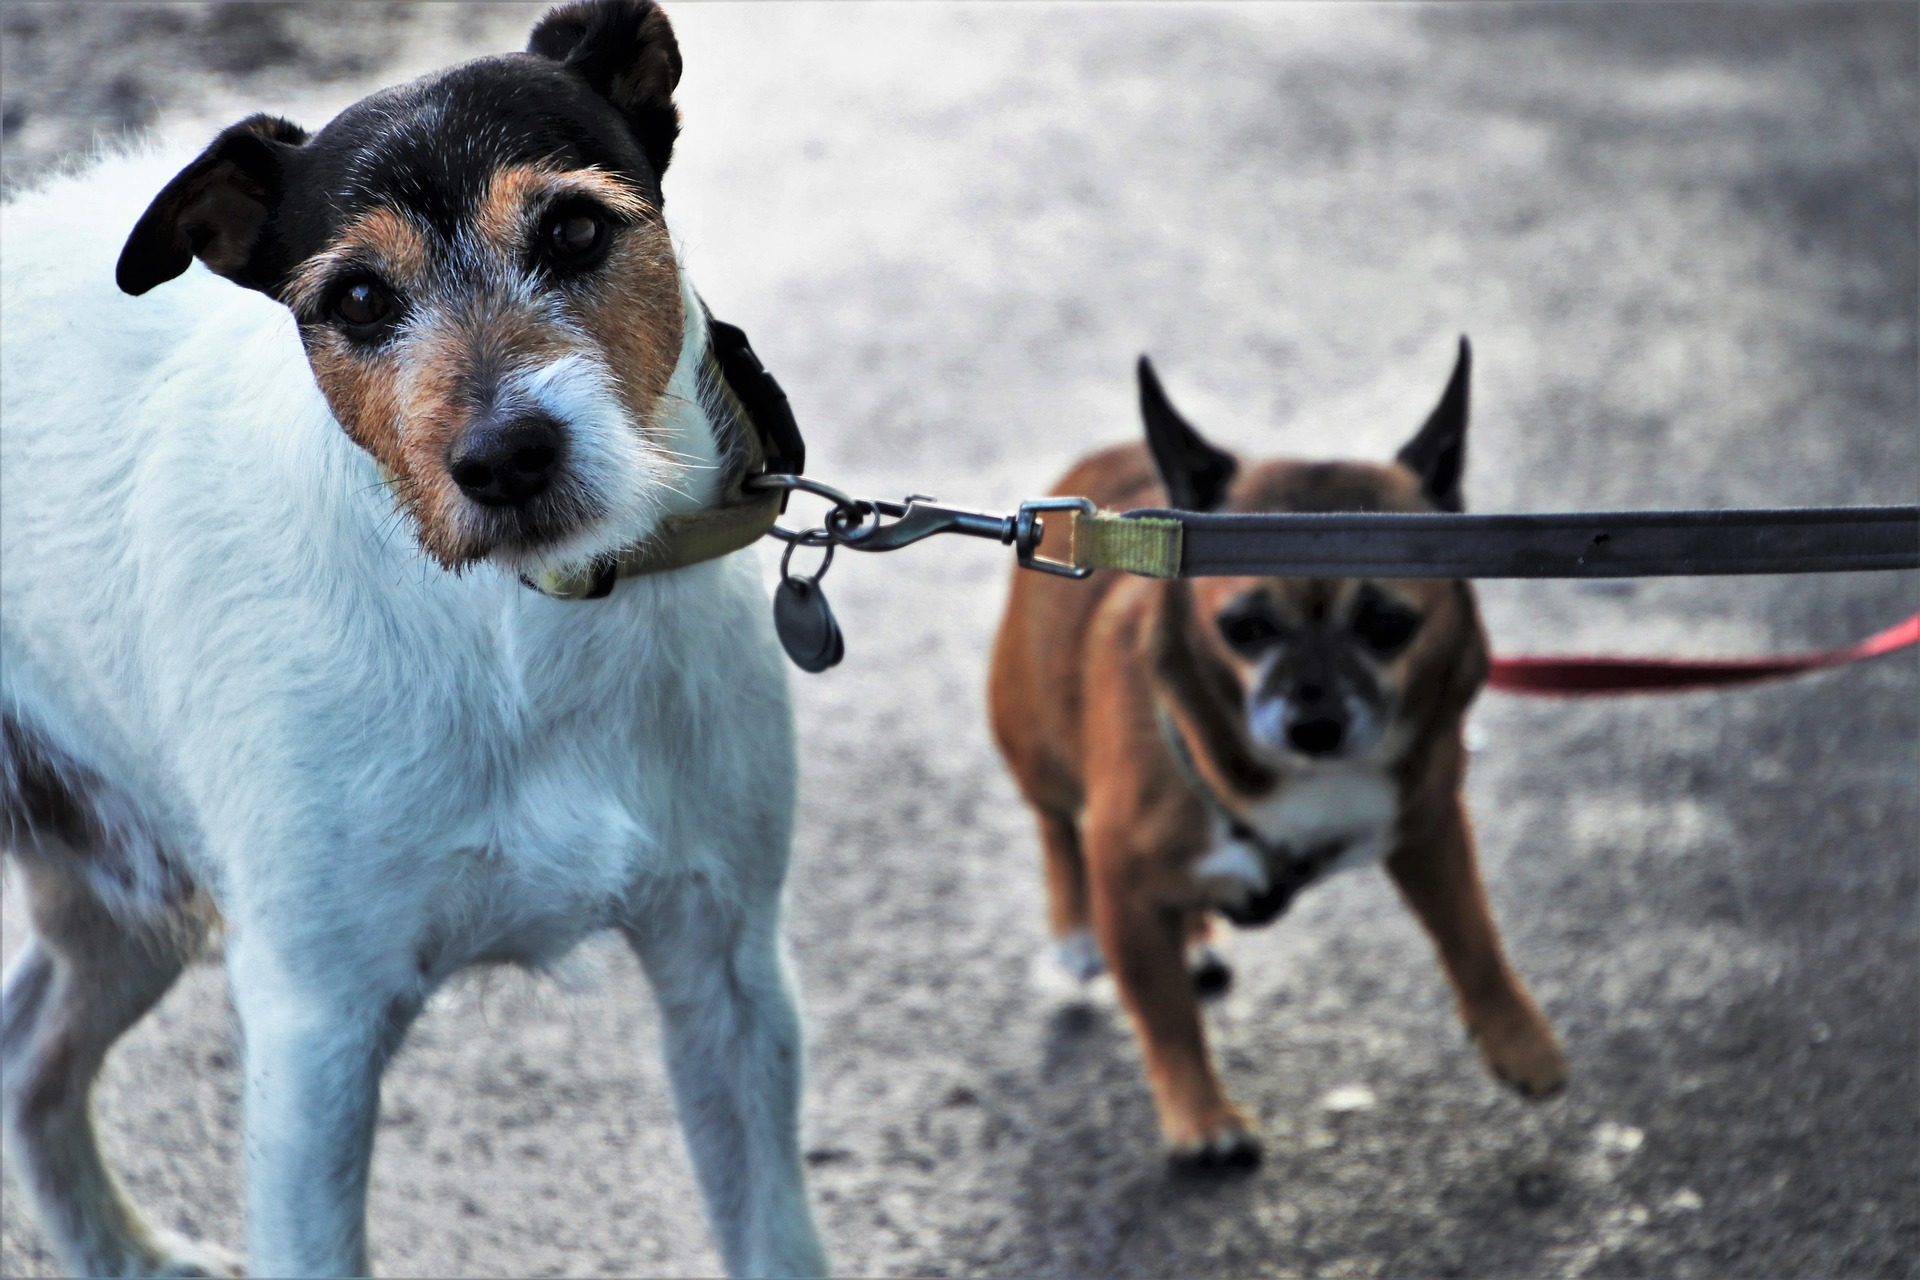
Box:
<box><xmin>1192</xmin><ymin>767</ymin><xmax>1399</xmax><ymax>902</ymax></box>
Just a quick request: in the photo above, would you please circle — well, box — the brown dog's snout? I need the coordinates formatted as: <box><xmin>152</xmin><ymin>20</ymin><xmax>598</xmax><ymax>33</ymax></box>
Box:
<box><xmin>1286</xmin><ymin>713</ymin><xmax>1346</xmax><ymax>756</ymax></box>
<box><xmin>1246</xmin><ymin>639</ymin><xmax>1380</xmax><ymax>759</ymax></box>
<box><xmin>1284</xmin><ymin>672</ymin><xmax>1347</xmax><ymax>755</ymax></box>
<box><xmin>448</xmin><ymin>411</ymin><xmax>564</xmax><ymax>508</ymax></box>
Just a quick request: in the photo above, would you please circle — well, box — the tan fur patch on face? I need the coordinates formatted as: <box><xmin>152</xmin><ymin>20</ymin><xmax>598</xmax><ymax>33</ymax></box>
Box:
<box><xmin>306</xmin><ymin>331</ymin><xmax>404</xmax><ymax>472</ymax></box>
<box><xmin>285</xmin><ymin>207</ymin><xmax>431</xmax><ymax>316</ymax></box>
<box><xmin>477</xmin><ymin>165</ymin><xmax>683</xmax><ymax>439</ymax></box>
<box><xmin>472</xmin><ymin>165</ymin><xmax>660</xmax><ymax>258</ymax></box>
<box><xmin>295</xmin><ymin>167</ymin><xmax>684</xmax><ymax>568</ymax></box>
<box><xmin>569</xmin><ymin>223</ymin><xmax>683</xmax><ymax>439</ymax></box>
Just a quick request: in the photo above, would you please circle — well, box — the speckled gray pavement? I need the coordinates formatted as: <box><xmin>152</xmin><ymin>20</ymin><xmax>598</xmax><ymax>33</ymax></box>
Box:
<box><xmin>2</xmin><ymin>4</ymin><xmax>1915</xmax><ymax>1277</ymax></box>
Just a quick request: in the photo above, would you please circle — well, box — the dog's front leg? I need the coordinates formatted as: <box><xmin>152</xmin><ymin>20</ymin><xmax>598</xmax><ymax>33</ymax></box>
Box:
<box><xmin>1086</xmin><ymin>825</ymin><xmax>1258</xmax><ymax>1169</ymax></box>
<box><xmin>225</xmin><ymin>928</ymin><xmax>414</xmax><ymax>1277</ymax></box>
<box><xmin>623</xmin><ymin>884</ymin><xmax>826</xmax><ymax>1279</ymax></box>
<box><xmin>1386</xmin><ymin>797</ymin><xmax>1567</xmax><ymax>1099</ymax></box>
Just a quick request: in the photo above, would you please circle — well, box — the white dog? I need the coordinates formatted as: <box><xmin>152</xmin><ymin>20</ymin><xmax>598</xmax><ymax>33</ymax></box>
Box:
<box><xmin>0</xmin><ymin>2</ymin><xmax>826</xmax><ymax>1275</ymax></box>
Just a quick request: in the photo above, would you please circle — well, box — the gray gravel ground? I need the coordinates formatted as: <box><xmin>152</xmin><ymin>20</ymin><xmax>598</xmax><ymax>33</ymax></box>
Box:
<box><xmin>2</xmin><ymin>3</ymin><xmax>1916</xmax><ymax>1277</ymax></box>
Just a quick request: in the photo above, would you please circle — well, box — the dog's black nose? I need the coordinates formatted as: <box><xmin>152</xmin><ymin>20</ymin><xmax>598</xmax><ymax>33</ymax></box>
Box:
<box><xmin>448</xmin><ymin>413</ymin><xmax>562</xmax><ymax>508</ymax></box>
<box><xmin>1287</xmin><ymin>716</ymin><xmax>1345</xmax><ymax>756</ymax></box>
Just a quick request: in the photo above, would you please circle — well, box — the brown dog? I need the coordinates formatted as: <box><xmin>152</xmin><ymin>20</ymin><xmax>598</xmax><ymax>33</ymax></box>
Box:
<box><xmin>988</xmin><ymin>340</ymin><xmax>1566</xmax><ymax>1168</ymax></box>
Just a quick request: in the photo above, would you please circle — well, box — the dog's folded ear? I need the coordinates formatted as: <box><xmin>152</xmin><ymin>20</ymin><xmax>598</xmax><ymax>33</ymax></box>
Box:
<box><xmin>1139</xmin><ymin>356</ymin><xmax>1238</xmax><ymax>512</ymax></box>
<box><xmin>116</xmin><ymin>114</ymin><xmax>308</xmax><ymax>298</ymax></box>
<box><xmin>1396</xmin><ymin>336</ymin><xmax>1471</xmax><ymax>513</ymax></box>
<box><xmin>118</xmin><ymin>112</ymin><xmax>309</xmax><ymax>297</ymax></box>
<box><xmin>529</xmin><ymin>0</ymin><xmax>682</xmax><ymax>177</ymax></box>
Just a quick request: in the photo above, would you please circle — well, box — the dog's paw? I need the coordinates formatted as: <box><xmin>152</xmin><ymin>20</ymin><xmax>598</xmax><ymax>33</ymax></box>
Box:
<box><xmin>1051</xmin><ymin>928</ymin><xmax>1107</xmax><ymax>983</ymax></box>
<box><xmin>1167</xmin><ymin>1114</ymin><xmax>1262</xmax><ymax>1173</ymax></box>
<box><xmin>1472</xmin><ymin>1015</ymin><xmax>1569</xmax><ymax>1100</ymax></box>
<box><xmin>1188</xmin><ymin>943</ymin><xmax>1233</xmax><ymax>999</ymax></box>
<box><xmin>146</xmin><ymin>1232</ymin><xmax>246</xmax><ymax>1278</ymax></box>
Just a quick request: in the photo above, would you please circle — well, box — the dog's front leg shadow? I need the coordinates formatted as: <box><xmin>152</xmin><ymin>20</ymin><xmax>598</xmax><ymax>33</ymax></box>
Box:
<box><xmin>622</xmin><ymin>886</ymin><xmax>827</xmax><ymax>1279</ymax></box>
<box><xmin>226</xmin><ymin>930</ymin><xmax>418</xmax><ymax>1278</ymax></box>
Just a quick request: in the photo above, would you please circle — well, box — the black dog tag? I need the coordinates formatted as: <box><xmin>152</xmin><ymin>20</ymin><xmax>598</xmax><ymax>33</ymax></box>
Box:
<box><xmin>773</xmin><ymin>575</ymin><xmax>844</xmax><ymax>673</ymax></box>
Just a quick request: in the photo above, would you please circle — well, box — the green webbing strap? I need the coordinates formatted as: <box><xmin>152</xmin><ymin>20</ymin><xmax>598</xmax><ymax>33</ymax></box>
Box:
<box><xmin>530</xmin><ymin>486</ymin><xmax>784</xmax><ymax>599</ymax></box>
<box><xmin>1075</xmin><ymin>511</ymin><xmax>1184</xmax><ymax>579</ymax></box>
<box><xmin>530</xmin><ymin>311</ymin><xmax>788</xmax><ymax>600</ymax></box>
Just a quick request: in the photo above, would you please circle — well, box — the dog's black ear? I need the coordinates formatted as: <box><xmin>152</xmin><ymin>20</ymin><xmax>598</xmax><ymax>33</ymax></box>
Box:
<box><xmin>116</xmin><ymin>114</ymin><xmax>308</xmax><ymax>297</ymax></box>
<box><xmin>1139</xmin><ymin>356</ymin><xmax>1238</xmax><ymax>512</ymax></box>
<box><xmin>529</xmin><ymin>0</ymin><xmax>682</xmax><ymax>177</ymax></box>
<box><xmin>1396</xmin><ymin>336</ymin><xmax>1471</xmax><ymax>513</ymax></box>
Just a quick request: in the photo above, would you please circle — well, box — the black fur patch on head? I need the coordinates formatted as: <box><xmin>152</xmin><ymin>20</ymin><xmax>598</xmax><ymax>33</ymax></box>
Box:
<box><xmin>528</xmin><ymin>0</ymin><xmax>683</xmax><ymax>177</ymax></box>
<box><xmin>122</xmin><ymin>3</ymin><xmax>681</xmax><ymax>302</ymax></box>
<box><xmin>276</xmin><ymin>54</ymin><xmax>660</xmax><ymax>269</ymax></box>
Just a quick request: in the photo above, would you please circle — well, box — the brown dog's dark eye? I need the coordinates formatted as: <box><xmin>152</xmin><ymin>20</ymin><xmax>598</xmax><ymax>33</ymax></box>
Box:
<box><xmin>544</xmin><ymin>209</ymin><xmax>606</xmax><ymax>269</ymax></box>
<box><xmin>1351</xmin><ymin>588</ymin><xmax>1422</xmax><ymax>657</ymax></box>
<box><xmin>1217</xmin><ymin>603</ymin><xmax>1287</xmax><ymax>655</ymax></box>
<box><xmin>332</xmin><ymin>280</ymin><xmax>394</xmax><ymax>330</ymax></box>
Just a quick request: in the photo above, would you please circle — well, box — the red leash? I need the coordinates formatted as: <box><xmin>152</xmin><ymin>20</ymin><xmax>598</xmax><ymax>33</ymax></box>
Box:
<box><xmin>1487</xmin><ymin>611</ymin><xmax>1920</xmax><ymax>696</ymax></box>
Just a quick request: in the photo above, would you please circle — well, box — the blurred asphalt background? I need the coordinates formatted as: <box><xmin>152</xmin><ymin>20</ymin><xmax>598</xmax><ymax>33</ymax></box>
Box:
<box><xmin>2</xmin><ymin>3</ymin><xmax>1915</xmax><ymax>1277</ymax></box>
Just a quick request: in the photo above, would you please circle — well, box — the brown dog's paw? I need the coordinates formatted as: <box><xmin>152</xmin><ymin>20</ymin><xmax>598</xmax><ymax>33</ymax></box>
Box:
<box><xmin>1471</xmin><ymin>1017</ymin><xmax>1569</xmax><ymax>1100</ymax></box>
<box><xmin>1189</xmin><ymin>944</ymin><xmax>1233</xmax><ymax>999</ymax></box>
<box><xmin>1168</xmin><ymin>1116</ymin><xmax>1262</xmax><ymax>1173</ymax></box>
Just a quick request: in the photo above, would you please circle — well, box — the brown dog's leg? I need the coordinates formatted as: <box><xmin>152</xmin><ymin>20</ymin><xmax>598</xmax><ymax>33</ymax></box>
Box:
<box><xmin>1036</xmin><ymin>808</ymin><xmax>1108</xmax><ymax>982</ymax></box>
<box><xmin>1038</xmin><ymin>808</ymin><xmax>1089</xmax><ymax>940</ymax></box>
<box><xmin>1386</xmin><ymin>802</ymin><xmax>1567</xmax><ymax>1097</ymax></box>
<box><xmin>1088</xmin><ymin>845</ymin><xmax>1257</xmax><ymax>1167</ymax></box>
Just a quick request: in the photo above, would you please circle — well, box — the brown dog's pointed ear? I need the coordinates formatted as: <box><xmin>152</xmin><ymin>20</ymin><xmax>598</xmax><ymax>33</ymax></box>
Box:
<box><xmin>529</xmin><ymin>0</ymin><xmax>682</xmax><ymax>177</ymax></box>
<box><xmin>1139</xmin><ymin>355</ymin><xmax>1238</xmax><ymax>512</ymax></box>
<box><xmin>117</xmin><ymin>114</ymin><xmax>307</xmax><ymax>297</ymax></box>
<box><xmin>1396</xmin><ymin>336</ymin><xmax>1471</xmax><ymax>513</ymax></box>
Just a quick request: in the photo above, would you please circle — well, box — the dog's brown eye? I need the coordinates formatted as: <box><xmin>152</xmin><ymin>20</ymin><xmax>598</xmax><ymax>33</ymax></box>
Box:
<box><xmin>1352</xmin><ymin>589</ymin><xmax>1421</xmax><ymax>657</ymax></box>
<box><xmin>333</xmin><ymin>281</ymin><xmax>393</xmax><ymax>329</ymax></box>
<box><xmin>547</xmin><ymin>211</ymin><xmax>604</xmax><ymax>261</ymax></box>
<box><xmin>1219</xmin><ymin>610</ymin><xmax>1284</xmax><ymax>655</ymax></box>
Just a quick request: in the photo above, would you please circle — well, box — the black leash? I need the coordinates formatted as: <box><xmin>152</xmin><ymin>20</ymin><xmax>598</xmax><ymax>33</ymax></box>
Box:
<box><xmin>692</xmin><ymin>319</ymin><xmax>1917</xmax><ymax>671</ymax></box>
<box><xmin>1139</xmin><ymin>504</ymin><xmax>1920</xmax><ymax>579</ymax></box>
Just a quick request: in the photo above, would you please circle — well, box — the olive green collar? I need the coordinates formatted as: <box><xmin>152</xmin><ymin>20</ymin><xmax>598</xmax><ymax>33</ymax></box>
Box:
<box><xmin>524</xmin><ymin>306</ymin><xmax>806</xmax><ymax>601</ymax></box>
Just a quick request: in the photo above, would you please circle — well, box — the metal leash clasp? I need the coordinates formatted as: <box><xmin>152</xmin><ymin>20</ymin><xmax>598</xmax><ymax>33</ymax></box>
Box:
<box><xmin>746</xmin><ymin>475</ymin><xmax>1023</xmax><ymax>555</ymax></box>
<box><xmin>744</xmin><ymin>475</ymin><xmax>1094</xmax><ymax>576</ymax></box>
<box><xmin>834</xmin><ymin>496</ymin><xmax>1017</xmax><ymax>552</ymax></box>
<box><xmin>1013</xmin><ymin>497</ymin><xmax>1096</xmax><ymax>578</ymax></box>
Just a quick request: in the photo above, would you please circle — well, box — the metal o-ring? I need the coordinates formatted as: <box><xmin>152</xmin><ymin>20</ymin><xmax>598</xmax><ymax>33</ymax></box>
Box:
<box><xmin>780</xmin><ymin>535</ymin><xmax>834</xmax><ymax>583</ymax></box>
<box><xmin>747</xmin><ymin>473</ymin><xmax>872</xmax><ymax>545</ymax></box>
